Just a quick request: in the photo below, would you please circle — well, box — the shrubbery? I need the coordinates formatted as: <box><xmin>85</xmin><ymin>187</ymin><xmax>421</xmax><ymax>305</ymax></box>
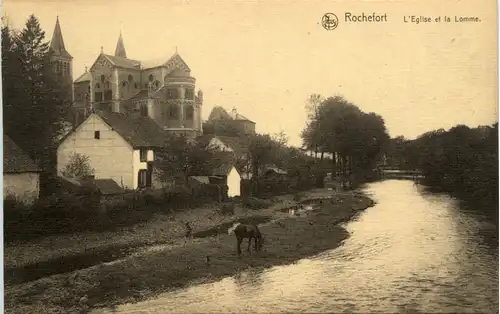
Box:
<box><xmin>4</xmin><ymin>183</ymin><xmax>229</xmax><ymax>243</ymax></box>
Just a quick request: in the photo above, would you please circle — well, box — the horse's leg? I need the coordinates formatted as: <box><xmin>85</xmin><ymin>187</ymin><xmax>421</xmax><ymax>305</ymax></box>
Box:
<box><xmin>247</xmin><ymin>237</ymin><xmax>252</xmax><ymax>253</ymax></box>
<box><xmin>236</xmin><ymin>237</ymin><xmax>242</xmax><ymax>256</ymax></box>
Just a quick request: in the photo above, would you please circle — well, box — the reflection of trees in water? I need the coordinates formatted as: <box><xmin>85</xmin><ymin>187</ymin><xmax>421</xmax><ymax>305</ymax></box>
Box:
<box><xmin>232</xmin><ymin>268</ymin><xmax>265</xmax><ymax>295</ymax></box>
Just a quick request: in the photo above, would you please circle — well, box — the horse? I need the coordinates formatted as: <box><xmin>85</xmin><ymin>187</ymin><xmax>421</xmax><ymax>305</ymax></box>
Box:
<box><xmin>232</xmin><ymin>223</ymin><xmax>264</xmax><ymax>256</ymax></box>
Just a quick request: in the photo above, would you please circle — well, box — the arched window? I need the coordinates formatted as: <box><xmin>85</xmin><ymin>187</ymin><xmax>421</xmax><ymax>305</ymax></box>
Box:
<box><xmin>169</xmin><ymin>104</ymin><xmax>179</xmax><ymax>119</ymax></box>
<box><xmin>128</xmin><ymin>74</ymin><xmax>133</xmax><ymax>83</ymax></box>
<box><xmin>185</xmin><ymin>88</ymin><xmax>194</xmax><ymax>100</ymax></box>
<box><xmin>167</xmin><ymin>88</ymin><xmax>179</xmax><ymax>99</ymax></box>
<box><xmin>185</xmin><ymin>105</ymin><xmax>194</xmax><ymax>120</ymax></box>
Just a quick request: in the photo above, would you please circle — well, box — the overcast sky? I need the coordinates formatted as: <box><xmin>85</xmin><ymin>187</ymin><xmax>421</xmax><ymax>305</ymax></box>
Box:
<box><xmin>4</xmin><ymin>0</ymin><xmax>498</xmax><ymax>146</ymax></box>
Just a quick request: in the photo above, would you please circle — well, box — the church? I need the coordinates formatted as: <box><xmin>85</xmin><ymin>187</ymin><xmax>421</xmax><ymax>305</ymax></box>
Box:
<box><xmin>49</xmin><ymin>17</ymin><xmax>204</xmax><ymax>139</ymax></box>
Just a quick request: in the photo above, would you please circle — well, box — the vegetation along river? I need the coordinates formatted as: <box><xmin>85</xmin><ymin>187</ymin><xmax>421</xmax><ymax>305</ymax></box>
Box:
<box><xmin>96</xmin><ymin>180</ymin><xmax>499</xmax><ymax>313</ymax></box>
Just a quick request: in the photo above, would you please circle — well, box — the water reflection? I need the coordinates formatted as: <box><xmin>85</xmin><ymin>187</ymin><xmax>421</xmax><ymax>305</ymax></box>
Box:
<box><xmin>97</xmin><ymin>180</ymin><xmax>498</xmax><ymax>314</ymax></box>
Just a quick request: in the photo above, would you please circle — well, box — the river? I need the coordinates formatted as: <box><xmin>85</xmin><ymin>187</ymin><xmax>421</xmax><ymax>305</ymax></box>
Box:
<box><xmin>96</xmin><ymin>180</ymin><xmax>499</xmax><ymax>313</ymax></box>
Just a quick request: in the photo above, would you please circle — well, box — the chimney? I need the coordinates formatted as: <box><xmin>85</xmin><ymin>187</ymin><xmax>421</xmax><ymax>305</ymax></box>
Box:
<box><xmin>197</xmin><ymin>90</ymin><xmax>203</xmax><ymax>102</ymax></box>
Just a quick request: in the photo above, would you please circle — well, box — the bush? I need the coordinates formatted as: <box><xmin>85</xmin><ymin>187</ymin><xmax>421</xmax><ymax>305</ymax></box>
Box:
<box><xmin>242</xmin><ymin>197</ymin><xmax>273</xmax><ymax>210</ymax></box>
<box><xmin>220</xmin><ymin>203</ymin><xmax>235</xmax><ymax>215</ymax></box>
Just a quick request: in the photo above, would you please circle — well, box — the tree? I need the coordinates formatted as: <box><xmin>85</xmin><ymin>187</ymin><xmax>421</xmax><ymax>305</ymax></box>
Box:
<box><xmin>302</xmin><ymin>95</ymin><xmax>390</xmax><ymax>184</ymax></box>
<box><xmin>61</xmin><ymin>153</ymin><xmax>95</xmax><ymax>179</ymax></box>
<box><xmin>155</xmin><ymin>135</ymin><xmax>219</xmax><ymax>185</ymax></box>
<box><xmin>2</xmin><ymin>15</ymin><xmax>69</xmax><ymax>170</ymax></box>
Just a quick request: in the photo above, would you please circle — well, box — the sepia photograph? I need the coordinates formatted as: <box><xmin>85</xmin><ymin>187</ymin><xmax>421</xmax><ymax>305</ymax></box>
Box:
<box><xmin>1</xmin><ymin>0</ymin><xmax>498</xmax><ymax>313</ymax></box>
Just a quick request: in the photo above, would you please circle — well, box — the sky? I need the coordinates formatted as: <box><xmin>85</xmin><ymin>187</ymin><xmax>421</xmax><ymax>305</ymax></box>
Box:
<box><xmin>3</xmin><ymin>0</ymin><xmax>498</xmax><ymax>147</ymax></box>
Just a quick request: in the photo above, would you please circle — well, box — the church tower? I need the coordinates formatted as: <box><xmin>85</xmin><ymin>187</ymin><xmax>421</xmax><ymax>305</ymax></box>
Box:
<box><xmin>49</xmin><ymin>16</ymin><xmax>73</xmax><ymax>103</ymax></box>
<box><xmin>114</xmin><ymin>31</ymin><xmax>127</xmax><ymax>58</ymax></box>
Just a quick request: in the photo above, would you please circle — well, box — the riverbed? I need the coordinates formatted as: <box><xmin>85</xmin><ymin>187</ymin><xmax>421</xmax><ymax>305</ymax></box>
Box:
<box><xmin>96</xmin><ymin>180</ymin><xmax>498</xmax><ymax>313</ymax></box>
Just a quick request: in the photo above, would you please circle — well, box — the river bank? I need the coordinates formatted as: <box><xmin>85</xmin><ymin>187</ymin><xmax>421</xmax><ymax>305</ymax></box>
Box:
<box><xmin>4</xmin><ymin>189</ymin><xmax>375</xmax><ymax>314</ymax></box>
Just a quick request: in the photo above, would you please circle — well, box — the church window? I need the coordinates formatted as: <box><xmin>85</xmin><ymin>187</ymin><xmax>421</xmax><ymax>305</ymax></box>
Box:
<box><xmin>169</xmin><ymin>104</ymin><xmax>179</xmax><ymax>119</ymax></box>
<box><xmin>185</xmin><ymin>105</ymin><xmax>194</xmax><ymax>120</ymax></box>
<box><xmin>128</xmin><ymin>74</ymin><xmax>133</xmax><ymax>82</ymax></box>
<box><xmin>185</xmin><ymin>88</ymin><xmax>194</xmax><ymax>100</ymax></box>
<box><xmin>104</xmin><ymin>90</ymin><xmax>112</xmax><ymax>101</ymax></box>
<box><xmin>148</xmin><ymin>74</ymin><xmax>154</xmax><ymax>82</ymax></box>
<box><xmin>167</xmin><ymin>88</ymin><xmax>179</xmax><ymax>99</ymax></box>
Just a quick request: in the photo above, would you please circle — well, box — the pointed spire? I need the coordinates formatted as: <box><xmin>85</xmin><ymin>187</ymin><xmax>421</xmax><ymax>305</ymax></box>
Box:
<box><xmin>50</xmin><ymin>16</ymin><xmax>72</xmax><ymax>59</ymax></box>
<box><xmin>114</xmin><ymin>29</ymin><xmax>127</xmax><ymax>59</ymax></box>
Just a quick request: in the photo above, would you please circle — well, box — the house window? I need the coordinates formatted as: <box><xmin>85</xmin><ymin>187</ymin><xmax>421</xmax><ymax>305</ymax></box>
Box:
<box><xmin>140</xmin><ymin>104</ymin><xmax>148</xmax><ymax>117</ymax></box>
<box><xmin>140</xmin><ymin>149</ymin><xmax>147</xmax><ymax>162</ymax></box>
<box><xmin>149</xmin><ymin>74</ymin><xmax>154</xmax><ymax>82</ymax></box>
<box><xmin>138</xmin><ymin>169</ymin><xmax>148</xmax><ymax>188</ymax></box>
<box><xmin>134</xmin><ymin>83</ymin><xmax>139</xmax><ymax>89</ymax></box>
<box><xmin>95</xmin><ymin>92</ymin><xmax>103</xmax><ymax>102</ymax></box>
<box><xmin>128</xmin><ymin>74</ymin><xmax>133</xmax><ymax>83</ymax></box>
<box><xmin>94</xmin><ymin>131</ymin><xmax>100</xmax><ymax>139</ymax></box>
<box><xmin>95</xmin><ymin>83</ymin><xmax>101</xmax><ymax>89</ymax></box>
<box><xmin>101</xmin><ymin>75</ymin><xmax>105</xmax><ymax>83</ymax></box>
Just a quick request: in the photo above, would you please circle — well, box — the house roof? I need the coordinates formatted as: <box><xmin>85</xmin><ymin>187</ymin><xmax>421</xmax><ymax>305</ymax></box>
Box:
<box><xmin>214</xmin><ymin>135</ymin><xmax>250</xmax><ymax>156</ymax></box>
<box><xmin>3</xmin><ymin>135</ymin><xmax>41</xmax><ymax>173</ymax></box>
<box><xmin>94</xmin><ymin>179</ymin><xmax>125</xmax><ymax>195</ymax></box>
<box><xmin>95</xmin><ymin>110</ymin><xmax>166</xmax><ymax>148</ymax></box>
<box><xmin>189</xmin><ymin>176</ymin><xmax>211</xmax><ymax>185</ymax></box>
<box><xmin>210</xmin><ymin>152</ymin><xmax>237</xmax><ymax>176</ymax></box>
<box><xmin>208</xmin><ymin>106</ymin><xmax>233</xmax><ymax>121</ymax></box>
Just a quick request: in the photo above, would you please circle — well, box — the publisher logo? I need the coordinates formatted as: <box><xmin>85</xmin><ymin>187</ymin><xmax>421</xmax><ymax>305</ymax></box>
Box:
<box><xmin>322</xmin><ymin>13</ymin><xmax>339</xmax><ymax>30</ymax></box>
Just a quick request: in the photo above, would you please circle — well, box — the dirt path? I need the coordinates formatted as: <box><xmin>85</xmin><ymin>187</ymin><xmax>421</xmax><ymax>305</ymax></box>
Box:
<box><xmin>5</xmin><ymin>189</ymin><xmax>375</xmax><ymax>314</ymax></box>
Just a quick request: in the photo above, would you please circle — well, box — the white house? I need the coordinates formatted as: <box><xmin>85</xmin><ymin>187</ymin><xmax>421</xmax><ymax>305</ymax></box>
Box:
<box><xmin>57</xmin><ymin>110</ymin><xmax>166</xmax><ymax>190</ymax></box>
<box><xmin>3</xmin><ymin>135</ymin><xmax>41</xmax><ymax>205</ymax></box>
<box><xmin>211</xmin><ymin>152</ymin><xmax>242</xmax><ymax>197</ymax></box>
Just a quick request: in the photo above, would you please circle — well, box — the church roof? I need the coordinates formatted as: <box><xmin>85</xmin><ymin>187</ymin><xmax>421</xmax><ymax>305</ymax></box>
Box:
<box><xmin>141</xmin><ymin>52</ymin><xmax>191</xmax><ymax>72</ymax></box>
<box><xmin>114</xmin><ymin>32</ymin><xmax>127</xmax><ymax>58</ymax></box>
<box><xmin>102</xmin><ymin>54</ymin><xmax>141</xmax><ymax>69</ymax></box>
<box><xmin>50</xmin><ymin>17</ymin><xmax>72</xmax><ymax>59</ymax></box>
<box><xmin>74</xmin><ymin>71</ymin><xmax>92</xmax><ymax>83</ymax></box>
<box><xmin>3</xmin><ymin>135</ymin><xmax>41</xmax><ymax>173</ymax></box>
<box><xmin>95</xmin><ymin>110</ymin><xmax>166</xmax><ymax>148</ymax></box>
